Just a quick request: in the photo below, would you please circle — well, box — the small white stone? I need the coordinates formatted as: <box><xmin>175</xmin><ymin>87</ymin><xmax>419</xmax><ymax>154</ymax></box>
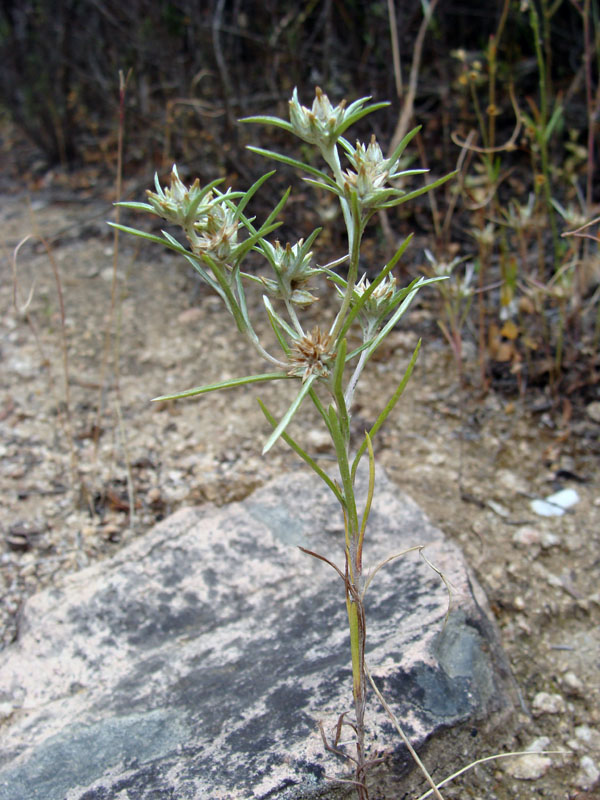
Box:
<box><xmin>586</xmin><ymin>401</ymin><xmax>600</xmax><ymax>423</ymax></box>
<box><xmin>540</xmin><ymin>531</ymin><xmax>561</xmax><ymax>549</ymax></box>
<box><xmin>575</xmin><ymin>725</ymin><xmax>600</xmax><ymax>749</ymax></box>
<box><xmin>513</xmin><ymin>595</ymin><xmax>526</xmax><ymax>611</ymax></box>
<box><xmin>426</xmin><ymin>451</ymin><xmax>446</xmax><ymax>466</ymax></box>
<box><xmin>532</xmin><ymin>691</ymin><xmax>566</xmax><ymax>716</ymax></box>
<box><xmin>512</xmin><ymin>526</ymin><xmax>542</xmax><ymax>547</ymax></box>
<box><xmin>530</xmin><ymin>487</ymin><xmax>579</xmax><ymax>517</ymax></box>
<box><xmin>562</xmin><ymin>671</ymin><xmax>584</xmax><ymax>695</ymax></box>
<box><xmin>497</xmin><ymin>469</ymin><xmax>529</xmax><ymax>494</ymax></box>
<box><xmin>575</xmin><ymin>755</ymin><xmax>600</xmax><ymax>790</ymax></box>
<box><xmin>503</xmin><ymin>736</ymin><xmax>552</xmax><ymax>780</ymax></box>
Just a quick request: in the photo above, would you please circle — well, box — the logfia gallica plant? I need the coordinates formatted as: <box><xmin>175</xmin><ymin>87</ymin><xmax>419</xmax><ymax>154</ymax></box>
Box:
<box><xmin>113</xmin><ymin>87</ymin><xmax>455</xmax><ymax>799</ymax></box>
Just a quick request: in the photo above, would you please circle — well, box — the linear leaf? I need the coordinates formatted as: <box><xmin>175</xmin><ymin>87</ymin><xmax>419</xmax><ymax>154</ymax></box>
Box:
<box><xmin>239</xmin><ymin>115</ymin><xmax>295</xmax><ymax>133</ymax></box>
<box><xmin>152</xmin><ymin>372</ymin><xmax>289</xmax><ymax>402</ymax></box>
<box><xmin>247</xmin><ymin>146</ymin><xmax>338</xmax><ymax>186</ymax></box>
<box><xmin>262</xmin><ymin>375</ymin><xmax>317</xmax><ymax>454</ymax></box>
<box><xmin>378</xmin><ymin>170</ymin><xmax>457</xmax><ymax>209</ymax></box>
<box><xmin>351</xmin><ymin>339</ymin><xmax>421</xmax><ymax>480</ymax></box>
<box><xmin>257</xmin><ymin>399</ymin><xmax>343</xmax><ymax>506</ymax></box>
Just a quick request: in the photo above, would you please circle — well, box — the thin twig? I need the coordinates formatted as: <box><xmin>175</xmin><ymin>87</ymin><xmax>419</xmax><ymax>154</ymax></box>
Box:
<box><xmin>387</xmin><ymin>0</ymin><xmax>402</xmax><ymax>97</ymax></box>
<box><xmin>389</xmin><ymin>0</ymin><xmax>440</xmax><ymax>153</ymax></box>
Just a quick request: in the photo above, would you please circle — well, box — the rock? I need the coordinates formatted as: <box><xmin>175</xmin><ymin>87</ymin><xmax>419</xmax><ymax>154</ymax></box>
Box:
<box><xmin>497</xmin><ymin>468</ymin><xmax>529</xmax><ymax>494</ymax></box>
<box><xmin>503</xmin><ymin>736</ymin><xmax>553</xmax><ymax>780</ymax></box>
<box><xmin>575</xmin><ymin>724</ymin><xmax>600</xmax><ymax>749</ymax></box>
<box><xmin>561</xmin><ymin>671</ymin><xmax>584</xmax><ymax>696</ymax></box>
<box><xmin>586</xmin><ymin>401</ymin><xmax>600</xmax><ymax>423</ymax></box>
<box><xmin>530</xmin><ymin>488</ymin><xmax>579</xmax><ymax>517</ymax></box>
<box><xmin>532</xmin><ymin>691</ymin><xmax>566</xmax><ymax>716</ymax></box>
<box><xmin>0</xmin><ymin>469</ymin><xmax>515</xmax><ymax>800</ymax></box>
<box><xmin>512</xmin><ymin>526</ymin><xmax>542</xmax><ymax>548</ymax></box>
<box><xmin>540</xmin><ymin>531</ymin><xmax>561</xmax><ymax>549</ymax></box>
<box><xmin>575</xmin><ymin>755</ymin><xmax>600</xmax><ymax>790</ymax></box>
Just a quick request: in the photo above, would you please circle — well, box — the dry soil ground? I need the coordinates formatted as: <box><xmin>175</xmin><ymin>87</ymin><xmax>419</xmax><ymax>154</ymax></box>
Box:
<box><xmin>1</xmin><ymin>176</ymin><xmax>599</xmax><ymax>799</ymax></box>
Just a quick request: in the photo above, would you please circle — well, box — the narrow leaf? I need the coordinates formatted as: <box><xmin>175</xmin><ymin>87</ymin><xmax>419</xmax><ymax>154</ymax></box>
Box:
<box><xmin>259</xmin><ymin>186</ymin><xmax>292</xmax><ymax>231</ymax></box>
<box><xmin>328</xmin><ymin>405</ymin><xmax>358</xmax><ymax>534</ymax></box>
<box><xmin>386</xmin><ymin>125</ymin><xmax>422</xmax><ymax>166</ymax></box>
<box><xmin>235</xmin><ymin>171</ymin><xmax>275</xmax><ymax>220</ymax></box>
<box><xmin>263</xmin><ymin>295</ymin><xmax>299</xmax><ymax>341</ymax></box>
<box><xmin>107</xmin><ymin>223</ymin><xmax>191</xmax><ymax>257</ymax></box>
<box><xmin>247</xmin><ymin>146</ymin><xmax>338</xmax><ymax>186</ymax></box>
<box><xmin>115</xmin><ymin>201</ymin><xmax>156</xmax><ymax>212</ymax></box>
<box><xmin>378</xmin><ymin>170</ymin><xmax>457</xmax><ymax>209</ymax></box>
<box><xmin>240</xmin><ymin>115</ymin><xmax>295</xmax><ymax>133</ymax></box>
<box><xmin>258</xmin><ymin>399</ymin><xmax>343</xmax><ymax>506</ymax></box>
<box><xmin>262</xmin><ymin>375</ymin><xmax>317</xmax><ymax>454</ymax></box>
<box><xmin>351</xmin><ymin>339</ymin><xmax>421</xmax><ymax>480</ymax></box>
<box><xmin>335</xmin><ymin>102</ymin><xmax>391</xmax><ymax>137</ymax></box>
<box><xmin>302</xmin><ymin>178</ymin><xmax>343</xmax><ymax>197</ymax></box>
<box><xmin>152</xmin><ymin>372</ymin><xmax>289</xmax><ymax>402</ymax></box>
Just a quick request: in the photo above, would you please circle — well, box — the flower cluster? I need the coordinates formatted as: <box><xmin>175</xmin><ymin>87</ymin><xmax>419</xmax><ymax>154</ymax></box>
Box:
<box><xmin>146</xmin><ymin>166</ymin><xmax>207</xmax><ymax>227</ymax></box>
<box><xmin>289</xmin><ymin>86</ymin><xmax>348</xmax><ymax>147</ymax></box>
<box><xmin>190</xmin><ymin>202</ymin><xmax>239</xmax><ymax>262</ymax></box>
<box><xmin>287</xmin><ymin>326</ymin><xmax>335</xmax><ymax>382</ymax></box>
<box><xmin>353</xmin><ymin>273</ymin><xmax>397</xmax><ymax>317</ymax></box>
<box><xmin>146</xmin><ymin>166</ymin><xmax>239</xmax><ymax>263</ymax></box>
<box><xmin>260</xmin><ymin>239</ymin><xmax>320</xmax><ymax>307</ymax></box>
<box><xmin>343</xmin><ymin>136</ymin><xmax>404</xmax><ymax>208</ymax></box>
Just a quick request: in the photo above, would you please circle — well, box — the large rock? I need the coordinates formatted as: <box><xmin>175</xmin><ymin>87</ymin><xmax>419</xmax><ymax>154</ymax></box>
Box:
<box><xmin>0</xmin><ymin>469</ymin><xmax>515</xmax><ymax>799</ymax></box>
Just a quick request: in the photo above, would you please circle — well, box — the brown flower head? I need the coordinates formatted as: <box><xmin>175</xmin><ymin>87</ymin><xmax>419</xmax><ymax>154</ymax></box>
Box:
<box><xmin>288</xmin><ymin>326</ymin><xmax>335</xmax><ymax>383</ymax></box>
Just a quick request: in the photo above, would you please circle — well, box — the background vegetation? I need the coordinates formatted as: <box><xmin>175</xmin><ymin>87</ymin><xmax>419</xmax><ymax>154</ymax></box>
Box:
<box><xmin>1</xmin><ymin>0</ymin><xmax>598</xmax><ymax>400</ymax></box>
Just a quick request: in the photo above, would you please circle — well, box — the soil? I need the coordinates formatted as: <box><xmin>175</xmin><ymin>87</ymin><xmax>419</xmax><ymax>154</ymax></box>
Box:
<box><xmin>1</xmin><ymin>172</ymin><xmax>599</xmax><ymax>800</ymax></box>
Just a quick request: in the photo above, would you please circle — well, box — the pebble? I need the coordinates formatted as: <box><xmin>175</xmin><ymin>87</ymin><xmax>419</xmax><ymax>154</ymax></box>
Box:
<box><xmin>530</xmin><ymin>488</ymin><xmax>579</xmax><ymax>517</ymax></box>
<box><xmin>426</xmin><ymin>451</ymin><xmax>446</xmax><ymax>465</ymax></box>
<box><xmin>512</xmin><ymin>526</ymin><xmax>542</xmax><ymax>548</ymax></box>
<box><xmin>532</xmin><ymin>691</ymin><xmax>566</xmax><ymax>716</ymax></box>
<box><xmin>540</xmin><ymin>531</ymin><xmax>561</xmax><ymax>549</ymax></box>
<box><xmin>513</xmin><ymin>595</ymin><xmax>526</xmax><ymax>611</ymax></box>
<box><xmin>503</xmin><ymin>736</ymin><xmax>552</xmax><ymax>780</ymax></box>
<box><xmin>561</xmin><ymin>671</ymin><xmax>584</xmax><ymax>696</ymax></box>
<box><xmin>575</xmin><ymin>725</ymin><xmax>600</xmax><ymax>749</ymax></box>
<box><xmin>497</xmin><ymin>468</ymin><xmax>529</xmax><ymax>494</ymax></box>
<box><xmin>575</xmin><ymin>755</ymin><xmax>600</xmax><ymax>790</ymax></box>
<box><xmin>586</xmin><ymin>401</ymin><xmax>600</xmax><ymax>423</ymax></box>
<box><xmin>146</xmin><ymin>487</ymin><xmax>162</xmax><ymax>504</ymax></box>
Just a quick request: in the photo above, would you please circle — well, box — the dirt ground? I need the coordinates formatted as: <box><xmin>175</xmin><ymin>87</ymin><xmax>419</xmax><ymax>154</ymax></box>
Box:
<box><xmin>1</xmin><ymin>174</ymin><xmax>599</xmax><ymax>799</ymax></box>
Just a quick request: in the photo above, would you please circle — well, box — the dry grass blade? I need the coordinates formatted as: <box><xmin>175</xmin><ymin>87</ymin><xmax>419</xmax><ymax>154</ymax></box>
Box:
<box><xmin>365</xmin><ymin>662</ymin><xmax>445</xmax><ymax>800</ymax></box>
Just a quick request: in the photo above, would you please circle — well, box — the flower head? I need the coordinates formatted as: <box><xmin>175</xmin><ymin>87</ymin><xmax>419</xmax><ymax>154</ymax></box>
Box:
<box><xmin>288</xmin><ymin>327</ymin><xmax>335</xmax><ymax>382</ymax></box>
<box><xmin>145</xmin><ymin>165</ymin><xmax>242</xmax><ymax>263</ymax></box>
<box><xmin>260</xmin><ymin>239</ymin><xmax>320</xmax><ymax>306</ymax></box>
<box><xmin>354</xmin><ymin>273</ymin><xmax>397</xmax><ymax>316</ymax></box>
<box><xmin>342</xmin><ymin>136</ymin><xmax>402</xmax><ymax>208</ymax></box>
<box><xmin>146</xmin><ymin>165</ymin><xmax>207</xmax><ymax>227</ymax></box>
<box><xmin>335</xmin><ymin>272</ymin><xmax>398</xmax><ymax>331</ymax></box>
<box><xmin>191</xmin><ymin>201</ymin><xmax>239</xmax><ymax>261</ymax></box>
<box><xmin>289</xmin><ymin>87</ymin><xmax>348</xmax><ymax>147</ymax></box>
